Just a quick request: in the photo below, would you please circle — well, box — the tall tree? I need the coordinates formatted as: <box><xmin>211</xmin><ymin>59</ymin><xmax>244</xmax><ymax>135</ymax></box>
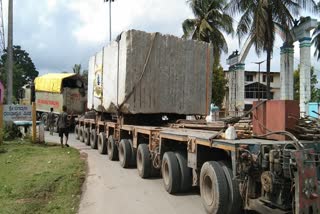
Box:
<box><xmin>182</xmin><ymin>0</ymin><xmax>233</xmax><ymax>64</ymax></box>
<box><xmin>182</xmin><ymin>0</ymin><xmax>233</xmax><ymax>108</ymax></box>
<box><xmin>211</xmin><ymin>62</ymin><xmax>227</xmax><ymax>108</ymax></box>
<box><xmin>0</xmin><ymin>46</ymin><xmax>38</xmax><ymax>100</ymax></box>
<box><xmin>293</xmin><ymin>65</ymin><xmax>319</xmax><ymax>102</ymax></box>
<box><xmin>227</xmin><ymin>0</ymin><xmax>316</xmax><ymax>99</ymax></box>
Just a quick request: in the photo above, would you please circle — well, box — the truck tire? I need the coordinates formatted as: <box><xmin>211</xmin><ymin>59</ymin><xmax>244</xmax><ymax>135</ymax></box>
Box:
<box><xmin>119</xmin><ymin>139</ymin><xmax>132</xmax><ymax>168</ymax></box>
<box><xmin>79</xmin><ymin>126</ymin><xmax>84</xmax><ymax>142</ymax></box>
<box><xmin>137</xmin><ymin>144</ymin><xmax>151</xmax><ymax>178</ymax></box>
<box><xmin>219</xmin><ymin>161</ymin><xmax>242</xmax><ymax>214</ymax></box>
<box><xmin>90</xmin><ymin>129</ymin><xmax>98</xmax><ymax>149</ymax></box>
<box><xmin>75</xmin><ymin>125</ymin><xmax>80</xmax><ymax>140</ymax></box>
<box><xmin>41</xmin><ymin>113</ymin><xmax>49</xmax><ymax>131</ymax></box>
<box><xmin>200</xmin><ymin>161</ymin><xmax>229</xmax><ymax>214</ymax></box>
<box><xmin>129</xmin><ymin>139</ymin><xmax>136</xmax><ymax>167</ymax></box>
<box><xmin>98</xmin><ymin>132</ymin><xmax>107</xmax><ymax>154</ymax></box>
<box><xmin>84</xmin><ymin>128</ymin><xmax>90</xmax><ymax>146</ymax></box>
<box><xmin>175</xmin><ymin>152</ymin><xmax>192</xmax><ymax>192</ymax></box>
<box><xmin>107</xmin><ymin>135</ymin><xmax>119</xmax><ymax>161</ymax></box>
<box><xmin>162</xmin><ymin>152</ymin><xmax>181</xmax><ymax>194</ymax></box>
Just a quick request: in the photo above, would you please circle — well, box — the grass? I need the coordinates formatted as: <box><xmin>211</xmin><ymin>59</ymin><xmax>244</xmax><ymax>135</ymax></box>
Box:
<box><xmin>0</xmin><ymin>141</ymin><xmax>86</xmax><ymax>214</ymax></box>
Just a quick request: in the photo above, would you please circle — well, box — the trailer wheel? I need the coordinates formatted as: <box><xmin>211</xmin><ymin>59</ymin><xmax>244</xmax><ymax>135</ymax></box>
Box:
<box><xmin>41</xmin><ymin>113</ymin><xmax>49</xmax><ymax>131</ymax></box>
<box><xmin>129</xmin><ymin>140</ymin><xmax>136</xmax><ymax>167</ymax></box>
<box><xmin>84</xmin><ymin>128</ymin><xmax>90</xmax><ymax>146</ymax></box>
<box><xmin>175</xmin><ymin>152</ymin><xmax>192</xmax><ymax>192</ymax></box>
<box><xmin>137</xmin><ymin>144</ymin><xmax>151</xmax><ymax>178</ymax></box>
<box><xmin>219</xmin><ymin>161</ymin><xmax>242</xmax><ymax>214</ymax></box>
<box><xmin>119</xmin><ymin>139</ymin><xmax>132</xmax><ymax>168</ymax></box>
<box><xmin>107</xmin><ymin>135</ymin><xmax>119</xmax><ymax>161</ymax></box>
<box><xmin>79</xmin><ymin>126</ymin><xmax>84</xmax><ymax>142</ymax></box>
<box><xmin>200</xmin><ymin>161</ymin><xmax>229</xmax><ymax>214</ymax></box>
<box><xmin>90</xmin><ymin>129</ymin><xmax>97</xmax><ymax>149</ymax></box>
<box><xmin>162</xmin><ymin>152</ymin><xmax>181</xmax><ymax>194</ymax></box>
<box><xmin>98</xmin><ymin>132</ymin><xmax>107</xmax><ymax>154</ymax></box>
<box><xmin>75</xmin><ymin>125</ymin><xmax>79</xmax><ymax>140</ymax></box>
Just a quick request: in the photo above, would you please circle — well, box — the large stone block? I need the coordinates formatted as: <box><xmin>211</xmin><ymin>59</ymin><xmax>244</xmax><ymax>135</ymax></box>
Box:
<box><xmin>87</xmin><ymin>30</ymin><xmax>213</xmax><ymax>115</ymax></box>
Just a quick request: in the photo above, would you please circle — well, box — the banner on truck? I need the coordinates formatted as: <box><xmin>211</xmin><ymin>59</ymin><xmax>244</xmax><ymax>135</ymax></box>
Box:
<box><xmin>3</xmin><ymin>105</ymin><xmax>32</xmax><ymax>121</ymax></box>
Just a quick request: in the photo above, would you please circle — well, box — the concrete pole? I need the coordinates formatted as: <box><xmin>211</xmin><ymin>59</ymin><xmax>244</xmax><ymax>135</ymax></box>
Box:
<box><xmin>280</xmin><ymin>44</ymin><xmax>294</xmax><ymax>100</ymax></box>
<box><xmin>227</xmin><ymin>63</ymin><xmax>245</xmax><ymax>115</ymax></box>
<box><xmin>235</xmin><ymin>63</ymin><xmax>245</xmax><ymax>113</ymax></box>
<box><xmin>6</xmin><ymin>0</ymin><xmax>13</xmax><ymax>104</ymax></box>
<box><xmin>299</xmin><ymin>37</ymin><xmax>312</xmax><ymax>116</ymax></box>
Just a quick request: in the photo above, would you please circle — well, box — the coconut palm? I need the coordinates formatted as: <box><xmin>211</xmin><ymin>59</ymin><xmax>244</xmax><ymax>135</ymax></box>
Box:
<box><xmin>182</xmin><ymin>0</ymin><xmax>233</xmax><ymax>63</ymax></box>
<box><xmin>312</xmin><ymin>3</ymin><xmax>320</xmax><ymax>60</ymax></box>
<box><xmin>227</xmin><ymin>0</ymin><xmax>316</xmax><ymax>99</ymax></box>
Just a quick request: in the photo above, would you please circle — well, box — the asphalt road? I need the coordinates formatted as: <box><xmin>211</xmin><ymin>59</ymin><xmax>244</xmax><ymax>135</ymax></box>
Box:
<box><xmin>45</xmin><ymin>132</ymin><xmax>204</xmax><ymax>214</ymax></box>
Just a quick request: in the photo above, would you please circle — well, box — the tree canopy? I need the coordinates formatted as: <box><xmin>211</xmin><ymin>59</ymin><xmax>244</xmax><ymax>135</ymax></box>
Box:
<box><xmin>293</xmin><ymin>65</ymin><xmax>319</xmax><ymax>102</ymax></box>
<box><xmin>0</xmin><ymin>46</ymin><xmax>38</xmax><ymax>100</ymax></box>
<box><xmin>182</xmin><ymin>0</ymin><xmax>233</xmax><ymax>63</ymax></box>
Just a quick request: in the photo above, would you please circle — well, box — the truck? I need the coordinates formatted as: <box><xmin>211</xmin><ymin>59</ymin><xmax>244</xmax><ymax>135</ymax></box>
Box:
<box><xmin>19</xmin><ymin>73</ymin><xmax>87</xmax><ymax>130</ymax></box>
<box><xmin>75</xmin><ymin>30</ymin><xmax>320</xmax><ymax>214</ymax></box>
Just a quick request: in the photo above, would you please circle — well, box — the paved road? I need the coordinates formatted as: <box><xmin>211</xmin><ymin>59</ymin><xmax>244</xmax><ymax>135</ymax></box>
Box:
<box><xmin>45</xmin><ymin>132</ymin><xmax>204</xmax><ymax>214</ymax></box>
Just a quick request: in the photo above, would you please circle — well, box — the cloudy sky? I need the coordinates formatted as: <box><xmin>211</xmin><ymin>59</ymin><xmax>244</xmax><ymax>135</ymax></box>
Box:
<box><xmin>2</xmin><ymin>0</ymin><xmax>320</xmax><ymax>75</ymax></box>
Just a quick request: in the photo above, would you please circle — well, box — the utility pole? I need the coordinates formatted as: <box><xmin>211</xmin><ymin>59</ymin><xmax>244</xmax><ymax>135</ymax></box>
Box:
<box><xmin>7</xmin><ymin>0</ymin><xmax>13</xmax><ymax>104</ymax></box>
<box><xmin>253</xmin><ymin>60</ymin><xmax>266</xmax><ymax>101</ymax></box>
<box><xmin>104</xmin><ymin>0</ymin><xmax>115</xmax><ymax>43</ymax></box>
<box><xmin>0</xmin><ymin>0</ymin><xmax>5</xmax><ymax>53</ymax></box>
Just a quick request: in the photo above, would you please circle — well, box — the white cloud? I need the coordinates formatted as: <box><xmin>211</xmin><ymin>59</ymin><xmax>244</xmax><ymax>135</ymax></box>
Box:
<box><xmin>68</xmin><ymin>0</ymin><xmax>193</xmax><ymax>44</ymax></box>
<box><xmin>0</xmin><ymin>0</ymin><xmax>318</xmax><ymax>77</ymax></box>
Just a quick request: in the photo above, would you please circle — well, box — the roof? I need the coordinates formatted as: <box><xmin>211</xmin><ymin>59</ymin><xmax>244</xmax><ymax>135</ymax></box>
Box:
<box><xmin>34</xmin><ymin>73</ymin><xmax>76</xmax><ymax>93</ymax></box>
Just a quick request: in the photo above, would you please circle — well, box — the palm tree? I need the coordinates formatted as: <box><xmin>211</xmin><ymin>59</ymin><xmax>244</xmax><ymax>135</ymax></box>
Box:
<box><xmin>227</xmin><ymin>0</ymin><xmax>316</xmax><ymax>99</ymax></box>
<box><xmin>312</xmin><ymin>2</ymin><xmax>320</xmax><ymax>60</ymax></box>
<box><xmin>182</xmin><ymin>0</ymin><xmax>233</xmax><ymax>63</ymax></box>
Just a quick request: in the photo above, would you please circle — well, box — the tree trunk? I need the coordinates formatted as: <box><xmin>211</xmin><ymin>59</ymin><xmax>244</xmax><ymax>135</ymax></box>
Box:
<box><xmin>266</xmin><ymin>50</ymin><xmax>271</xmax><ymax>100</ymax></box>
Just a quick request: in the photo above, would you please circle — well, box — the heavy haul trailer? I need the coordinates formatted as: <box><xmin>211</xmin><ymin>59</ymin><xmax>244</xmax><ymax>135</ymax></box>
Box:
<box><xmin>78</xmin><ymin>30</ymin><xmax>320</xmax><ymax>213</ymax></box>
<box><xmin>75</xmin><ymin>117</ymin><xmax>320</xmax><ymax>214</ymax></box>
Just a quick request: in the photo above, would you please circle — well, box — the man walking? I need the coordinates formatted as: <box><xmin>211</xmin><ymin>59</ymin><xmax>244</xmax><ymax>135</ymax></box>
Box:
<box><xmin>57</xmin><ymin>105</ymin><xmax>70</xmax><ymax>147</ymax></box>
<box><xmin>47</xmin><ymin>107</ymin><xmax>55</xmax><ymax>135</ymax></box>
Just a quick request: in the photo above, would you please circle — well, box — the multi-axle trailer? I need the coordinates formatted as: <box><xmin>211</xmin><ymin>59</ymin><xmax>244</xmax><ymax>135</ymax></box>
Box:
<box><xmin>75</xmin><ymin>116</ymin><xmax>320</xmax><ymax>214</ymax></box>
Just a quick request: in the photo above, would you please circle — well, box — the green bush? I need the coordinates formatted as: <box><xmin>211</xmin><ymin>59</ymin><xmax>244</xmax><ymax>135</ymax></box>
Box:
<box><xmin>3</xmin><ymin>123</ymin><xmax>22</xmax><ymax>140</ymax></box>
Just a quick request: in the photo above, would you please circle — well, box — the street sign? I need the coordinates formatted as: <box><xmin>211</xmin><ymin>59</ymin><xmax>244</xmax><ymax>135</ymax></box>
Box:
<box><xmin>3</xmin><ymin>104</ymin><xmax>32</xmax><ymax>121</ymax></box>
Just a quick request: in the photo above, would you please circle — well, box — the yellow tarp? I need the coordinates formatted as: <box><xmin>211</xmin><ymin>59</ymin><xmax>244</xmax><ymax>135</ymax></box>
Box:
<box><xmin>34</xmin><ymin>73</ymin><xmax>76</xmax><ymax>93</ymax></box>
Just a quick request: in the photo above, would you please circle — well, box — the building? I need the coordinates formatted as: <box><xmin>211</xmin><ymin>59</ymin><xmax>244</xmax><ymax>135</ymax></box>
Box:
<box><xmin>244</xmin><ymin>70</ymin><xmax>280</xmax><ymax>110</ymax></box>
<box><xmin>224</xmin><ymin>70</ymin><xmax>280</xmax><ymax>111</ymax></box>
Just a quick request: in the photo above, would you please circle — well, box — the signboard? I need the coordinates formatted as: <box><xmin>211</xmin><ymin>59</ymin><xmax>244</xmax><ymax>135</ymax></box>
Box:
<box><xmin>3</xmin><ymin>105</ymin><xmax>32</xmax><ymax>121</ymax></box>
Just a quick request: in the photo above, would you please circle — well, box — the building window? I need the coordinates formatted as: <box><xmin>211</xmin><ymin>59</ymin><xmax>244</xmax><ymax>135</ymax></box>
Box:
<box><xmin>263</xmin><ymin>75</ymin><xmax>273</xmax><ymax>82</ymax></box>
<box><xmin>245</xmin><ymin>82</ymin><xmax>273</xmax><ymax>99</ymax></box>
<box><xmin>246</xmin><ymin>74</ymin><xmax>253</xmax><ymax>82</ymax></box>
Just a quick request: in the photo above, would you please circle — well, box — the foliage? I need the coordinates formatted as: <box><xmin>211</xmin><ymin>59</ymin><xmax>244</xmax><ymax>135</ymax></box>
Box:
<box><xmin>0</xmin><ymin>141</ymin><xmax>85</xmax><ymax>213</ymax></box>
<box><xmin>212</xmin><ymin>62</ymin><xmax>227</xmax><ymax>109</ymax></box>
<box><xmin>0</xmin><ymin>46</ymin><xmax>39</xmax><ymax>100</ymax></box>
<box><xmin>72</xmin><ymin>64</ymin><xmax>88</xmax><ymax>86</ymax></box>
<box><xmin>72</xmin><ymin>64</ymin><xmax>82</xmax><ymax>74</ymax></box>
<box><xmin>227</xmin><ymin>0</ymin><xmax>316</xmax><ymax>99</ymax></box>
<box><xmin>293</xmin><ymin>65</ymin><xmax>320</xmax><ymax>102</ymax></box>
<box><xmin>3</xmin><ymin>123</ymin><xmax>22</xmax><ymax>141</ymax></box>
<box><xmin>182</xmin><ymin>0</ymin><xmax>233</xmax><ymax>64</ymax></box>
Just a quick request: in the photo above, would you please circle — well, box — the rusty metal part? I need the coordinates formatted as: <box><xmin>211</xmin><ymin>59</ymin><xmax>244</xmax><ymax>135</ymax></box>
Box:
<box><xmin>261</xmin><ymin>171</ymin><xmax>274</xmax><ymax>193</ymax></box>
